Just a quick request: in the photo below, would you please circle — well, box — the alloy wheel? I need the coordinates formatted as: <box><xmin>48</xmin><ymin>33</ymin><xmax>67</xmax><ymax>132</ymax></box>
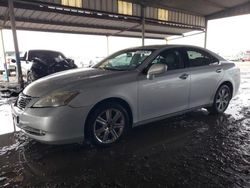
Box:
<box><xmin>93</xmin><ymin>108</ymin><xmax>125</xmax><ymax>144</ymax></box>
<box><xmin>215</xmin><ymin>87</ymin><xmax>230</xmax><ymax>112</ymax></box>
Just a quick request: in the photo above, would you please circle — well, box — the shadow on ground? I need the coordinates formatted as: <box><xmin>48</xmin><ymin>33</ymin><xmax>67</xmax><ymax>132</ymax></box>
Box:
<box><xmin>0</xmin><ymin>109</ymin><xmax>249</xmax><ymax>188</ymax></box>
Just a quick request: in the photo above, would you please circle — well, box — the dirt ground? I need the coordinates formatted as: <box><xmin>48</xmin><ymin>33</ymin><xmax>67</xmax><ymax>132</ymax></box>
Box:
<box><xmin>0</xmin><ymin>62</ymin><xmax>249</xmax><ymax>188</ymax></box>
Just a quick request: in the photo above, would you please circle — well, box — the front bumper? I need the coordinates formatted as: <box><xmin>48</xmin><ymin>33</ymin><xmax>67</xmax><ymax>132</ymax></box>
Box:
<box><xmin>11</xmin><ymin>104</ymin><xmax>90</xmax><ymax>144</ymax></box>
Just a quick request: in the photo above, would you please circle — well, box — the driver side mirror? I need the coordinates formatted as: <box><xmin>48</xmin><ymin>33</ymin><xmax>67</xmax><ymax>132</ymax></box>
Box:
<box><xmin>210</xmin><ymin>61</ymin><xmax>220</xmax><ymax>65</ymax></box>
<box><xmin>147</xmin><ymin>63</ymin><xmax>167</xmax><ymax>80</ymax></box>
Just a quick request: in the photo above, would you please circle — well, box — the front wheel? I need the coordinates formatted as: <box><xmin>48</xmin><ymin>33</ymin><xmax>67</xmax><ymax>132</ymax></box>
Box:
<box><xmin>86</xmin><ymin>102</ymin><xmax>130</xmax><ymax>146</ymax></box>
<box><xmin>207</xmin><ymin>85</ymin><xmax>232</xmax><ymax>114</ymax></box>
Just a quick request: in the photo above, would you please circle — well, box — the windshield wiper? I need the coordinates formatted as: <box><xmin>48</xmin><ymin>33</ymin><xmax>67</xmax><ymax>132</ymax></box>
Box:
<box><xmin>102</xmin><ymin>67</ymin><xmax>125</xmax><ymax>71</ymax></box>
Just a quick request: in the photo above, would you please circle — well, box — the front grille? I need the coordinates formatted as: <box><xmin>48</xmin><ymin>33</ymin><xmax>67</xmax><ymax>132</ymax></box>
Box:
<box><xmin>16</xmin><ymin>93</ymin><xmax>32</xmax><ymax>109</ymax></box>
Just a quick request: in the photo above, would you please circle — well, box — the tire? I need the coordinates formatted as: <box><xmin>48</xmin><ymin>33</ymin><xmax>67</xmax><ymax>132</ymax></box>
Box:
<box><xmin>86</xmin><ymin>102</ymin><xmax>130</xmax><ymax>146</ymax></box>
<box><xmin>207</xmin><ymin>85</ymin><xmax>232</xmax><ymax>114</ymax></box>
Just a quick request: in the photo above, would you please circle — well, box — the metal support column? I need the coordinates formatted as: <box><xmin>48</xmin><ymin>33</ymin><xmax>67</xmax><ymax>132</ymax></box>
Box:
<box><xmin>204</xmin><ymin>18</ymin><xmax>208</xmax><ymax>48</ymax></box>
<box><xmin>8</xmin><ymin>0</ymin><xmax>23</xmax><ymax>87</ymax></box>
<box><xmin>106</xmin><ymin>35</ymin><xmax>109</xmax><ymax>56</ymax></box>
<box><xmin>141</xmin><ymin>5</ymin><xmax>145</xmax><ymax>46</ymax></box>
<box><xmin>0</xmin><ymin>29</ymin><xmax>9</xmax><ymax>82</ymax></box>
<box><xmin>165</xmin><ymin>37</ymin><xmax>168</xmax><ymax>44</ymax></box>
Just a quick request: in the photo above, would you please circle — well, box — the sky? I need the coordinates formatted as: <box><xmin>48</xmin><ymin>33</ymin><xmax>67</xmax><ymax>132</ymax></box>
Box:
<box><xmin>0</xmin><ymin>30</ymin><xmax>165</xmax><ymax>63</ymax></box>
<box><xmin>168</xmin><ymin>14</ymin><xmax>250</xmax><ymax>57</ymax></box>
<box><xmin>1</xmin><ymin>14</ymin><xmax>250</xmax><ymax>63</ymax></box>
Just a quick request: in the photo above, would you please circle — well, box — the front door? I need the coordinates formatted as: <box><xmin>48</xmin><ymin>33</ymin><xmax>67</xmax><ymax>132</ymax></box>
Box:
<box><xmin>138</xmin><ymin>48</ymin><xmax>190</xmax><ymax>121</ymax></box>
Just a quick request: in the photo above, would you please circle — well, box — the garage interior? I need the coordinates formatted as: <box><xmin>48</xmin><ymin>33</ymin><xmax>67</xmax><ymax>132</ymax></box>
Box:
<box><xmin>0</xmin><ymin>0</ymin><xmax>250</xmax><ymax>187</ymax></box>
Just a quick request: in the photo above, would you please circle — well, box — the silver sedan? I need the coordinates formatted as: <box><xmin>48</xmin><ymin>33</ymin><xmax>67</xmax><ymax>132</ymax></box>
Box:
<box><xmin>11</xmin><ymin>45</ymin><xmax>241</xmax><ymax>146</ymax></box>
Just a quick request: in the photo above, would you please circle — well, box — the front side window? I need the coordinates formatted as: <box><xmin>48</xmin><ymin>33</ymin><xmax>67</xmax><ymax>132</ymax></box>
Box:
<box><xmin>186</xmin><ymin>49</ymin><xmax>217</xmax><ymax>67</ymax></box>
<box><xmin>151</xmin><ymin>49</ymin><xmax>183</xmax><ymax>71</ymax></box>
<box><xmin>95</xmin><ymin>50</ymin><xmax>153</xmax><ymax>71</ymax></box>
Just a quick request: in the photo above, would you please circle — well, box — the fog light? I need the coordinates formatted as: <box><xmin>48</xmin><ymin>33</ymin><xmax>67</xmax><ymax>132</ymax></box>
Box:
<box><xmin>22</xmin><ymin>126</ymin><xmax>46</xmax><ymax>136</ymax></box>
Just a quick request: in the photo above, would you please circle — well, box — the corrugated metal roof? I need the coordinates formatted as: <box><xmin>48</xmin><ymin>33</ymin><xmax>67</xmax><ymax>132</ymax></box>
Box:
<box><xmin>0</xmin><ymin>0</ymin><xmax>204</xmax><ymax>39</ymax></box>
<box><xmin>129</xmin><ymin>0</ymin><xmax>250</xmax><ymax>17</ymax></box>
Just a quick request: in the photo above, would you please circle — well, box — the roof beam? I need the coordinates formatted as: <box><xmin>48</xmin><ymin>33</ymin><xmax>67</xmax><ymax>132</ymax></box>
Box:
<box><xmin>2</xmin><ymin>26</ymin><xmax>166</xmax><ymax>40</ymax></box>
<box><xmin>1</xmin><ymin>15</ymin><xmax>185</xmax><ymax>38</ymax></box>
<box><xmin>2</xmin><ymin>16</ymin><xmax>184</xmax><ymax>36</ymax></box>
<box><xmin>111</xmin><ymin>23</ymin><xmax>141</xmax><ymax>36</ymax></box>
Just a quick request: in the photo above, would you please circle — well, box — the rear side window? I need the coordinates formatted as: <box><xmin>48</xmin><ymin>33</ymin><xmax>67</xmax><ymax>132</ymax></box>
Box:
<box><xmin>186</xmin><ymin>49</ymin><xmax>217</xmax><ymax>67</ymax></box>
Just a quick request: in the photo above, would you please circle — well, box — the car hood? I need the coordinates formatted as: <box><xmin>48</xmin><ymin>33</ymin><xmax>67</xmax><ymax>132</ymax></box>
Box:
<box><xmin>23</xmin><ymin>68</ymin><xmax>124</xmax><ymax>97</ymax></box>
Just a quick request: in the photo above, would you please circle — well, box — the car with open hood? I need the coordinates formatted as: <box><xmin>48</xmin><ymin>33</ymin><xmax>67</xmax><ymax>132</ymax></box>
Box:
<box><xmin>20</xmin><ymin>50</ymin><xmax>77</xmax><ymax>83</ymax></box>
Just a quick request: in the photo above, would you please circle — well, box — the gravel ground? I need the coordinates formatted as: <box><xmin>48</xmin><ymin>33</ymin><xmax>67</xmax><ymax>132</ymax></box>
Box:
<box><xmin>0</xmin><ymin>62</ymin><xmax>249</xmax><ymax>188</ymax></box>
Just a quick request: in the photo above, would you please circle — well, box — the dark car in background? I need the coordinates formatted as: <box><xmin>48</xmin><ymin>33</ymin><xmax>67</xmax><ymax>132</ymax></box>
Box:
<box><xmin>20</xmin><ymin>50</ymin><xmax>77</xmax><ymax>83</ymax></box>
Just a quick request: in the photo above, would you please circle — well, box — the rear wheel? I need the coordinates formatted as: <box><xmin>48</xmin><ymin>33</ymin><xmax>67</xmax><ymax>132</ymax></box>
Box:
<box><xmin>86</xmin><ymin>102</ymin><xmax>129</xmax><ymax>146</ymax></box>
<box><xmin>207</xmin><ymin>85</ymin><xmax>232</xmax><ymax>114</ymax></box>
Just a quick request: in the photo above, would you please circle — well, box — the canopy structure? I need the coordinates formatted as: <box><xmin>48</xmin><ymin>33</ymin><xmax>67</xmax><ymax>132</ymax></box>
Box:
<box><xmin>129</xmin><ymin>0</ymin><xmax>250</xmax><ymax>19</ymax></box>
<box><xmin>0</xmin><ymin>0</ymin><xmax>206</xmax><ymax>39</ymax></box>
<box><xmin>1</xmin><ymin>0</ymin><xmax>249</xmax><ymax>39</ymax></box>
<box><xmin>0</xmin><ymin>0</ymin><xmax>250</xmax><ymax>85</ymax></box>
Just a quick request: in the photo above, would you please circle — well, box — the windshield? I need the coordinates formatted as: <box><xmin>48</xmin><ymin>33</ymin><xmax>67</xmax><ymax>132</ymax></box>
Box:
<box><xmin>28</xmin><ymin>51</ymin><xmax>66</xmax><ymax>64</ymax></box>
<box><xmin>95</xmin><ymin>50</ymin><xmax>153</xmax><ymax>71</ymax></box>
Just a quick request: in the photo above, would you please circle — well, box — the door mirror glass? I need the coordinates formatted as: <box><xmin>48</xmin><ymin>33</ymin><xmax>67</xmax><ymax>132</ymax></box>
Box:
<box><xmin>147</xmin><ymin>63</ymin><xmax>167</xmax><ymax>79</ymax></box>
<box><xmin>210</xmin><ymin>61</ymin><xmax>220</xmax><ymax>65</ymax></box>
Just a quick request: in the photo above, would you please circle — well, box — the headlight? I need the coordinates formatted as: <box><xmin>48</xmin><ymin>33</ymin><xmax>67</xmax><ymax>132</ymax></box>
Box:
<box><xmin>33</xmin><ymin>91</ymin><xmax>79</xmax><ymax>108</ymax></box>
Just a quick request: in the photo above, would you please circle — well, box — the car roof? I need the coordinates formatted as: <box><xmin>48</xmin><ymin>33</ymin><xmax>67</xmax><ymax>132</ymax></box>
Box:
<box><xmin>28</xmin><ymin>49</ymin><xmax>62</xmax><ymax>54</ymax></box>
<box><xmin>125</xmin><ymin>44</ymin><xmax>206</xmax><ymax>50</ymax></box>
<box><xmin>123</xmin><ymin>44</ymin><xmax>224</xmax><ymax>60</ymax></box>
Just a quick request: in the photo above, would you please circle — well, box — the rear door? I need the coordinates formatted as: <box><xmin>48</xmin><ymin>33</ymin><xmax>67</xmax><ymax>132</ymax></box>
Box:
<box><xmin>183</xmin><ymin>48</ymin><xmax>224</xmax><ymax>108</ymax></box>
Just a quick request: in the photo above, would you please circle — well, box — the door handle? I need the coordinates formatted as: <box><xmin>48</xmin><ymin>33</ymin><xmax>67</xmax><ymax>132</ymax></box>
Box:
<box><xmin>216</xmin><ymin>68</ymin><xmax>222</xmax><ymax>73</ymax></box>
<box><xmin>179</xmin><ymin>73</ymin><xmax>189</xmax><ymax>80</ymax></box>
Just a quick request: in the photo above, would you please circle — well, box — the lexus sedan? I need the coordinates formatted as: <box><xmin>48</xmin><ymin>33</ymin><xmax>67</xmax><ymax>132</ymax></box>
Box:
<box><xmin>11</xmin><ymin>45</ymin><xmax>240</xmax><ymax>146</ymax></box>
